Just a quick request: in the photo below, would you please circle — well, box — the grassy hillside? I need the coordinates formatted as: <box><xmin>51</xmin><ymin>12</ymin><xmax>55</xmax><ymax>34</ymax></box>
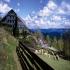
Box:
<box><xmin>0</xmin><ymin>27</ymin><xmax>19</xmax><ymax>70</ymax></box>
<box><xmin>38</xmin><ymin>54</ymin><xmax>70</xmax><ymax>70</ymax></box>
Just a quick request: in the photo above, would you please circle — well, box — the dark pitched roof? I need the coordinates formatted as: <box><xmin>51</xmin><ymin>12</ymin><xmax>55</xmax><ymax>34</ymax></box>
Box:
<box><xmin>1</xmin><ymin>9</ymin><xmax>17</xmax><ymax>21</ymax></box>
<box><xmin>0</xmin><ymin>9</ymin><xmax>28</xmax><ymax>29</ymax></box>
<box><xmin>8</xmin><ymin>9</ymin><xmax>17</xmax><ymax>15</ymax></box>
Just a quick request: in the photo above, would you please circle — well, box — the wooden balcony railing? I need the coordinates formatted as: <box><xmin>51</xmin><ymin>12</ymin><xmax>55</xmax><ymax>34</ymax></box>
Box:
<box><xmin>16</xmin><ymin>41</ymin><xmax>54</xmax><ymax>70</ymax></box>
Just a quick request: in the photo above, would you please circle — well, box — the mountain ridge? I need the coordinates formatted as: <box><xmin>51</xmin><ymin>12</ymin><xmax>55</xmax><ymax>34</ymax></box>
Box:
<box><xmin>29</xmin><ymin>28</ymin><xmax>70</xmax><ymax>37</ymax></box>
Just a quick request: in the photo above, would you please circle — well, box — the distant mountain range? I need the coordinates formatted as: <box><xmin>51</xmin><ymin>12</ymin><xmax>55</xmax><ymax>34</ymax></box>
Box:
<box><xmin>30</xmin><ymin>29</ymin><xmax>70</xmax><ymax>37</ymax></box>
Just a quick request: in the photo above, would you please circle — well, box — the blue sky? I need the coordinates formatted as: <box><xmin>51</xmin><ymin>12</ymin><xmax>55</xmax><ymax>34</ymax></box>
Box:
<box><xmin>0</xmin><ymin>0</ymin><xmax>48</xmax><ymax>17</ymax></box>
<box><xmin>0</xmin><ymin>0</ymin><xmax>70</xmax><ymax>29</ymax></box>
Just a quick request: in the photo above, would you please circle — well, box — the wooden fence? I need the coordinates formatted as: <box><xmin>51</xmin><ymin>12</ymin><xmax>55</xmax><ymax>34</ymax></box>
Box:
<box><xmin>16</xmin><ymin>41</ymin><xmax>54</xmax><ymax>70</ymax></box>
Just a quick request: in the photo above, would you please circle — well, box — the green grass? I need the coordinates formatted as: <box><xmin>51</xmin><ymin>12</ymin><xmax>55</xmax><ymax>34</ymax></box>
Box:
<box><xmin>4</xmin><ymin>35</ymin><xmax>18</xmax><ymax>70</ymax></box>
<box><xmin>0</xmin><ymin>28</ymin><xmax>18</xmax><ymax>70</ymax></box>
<box><xmin>0</xmin><ymin>42</ymin><xmax>17</xmax><ymax>70</ymax></box>
<box><xmin>38</xmin><ymin>54</ymin><xmax>70</xmax><ymax>70</ymax></box>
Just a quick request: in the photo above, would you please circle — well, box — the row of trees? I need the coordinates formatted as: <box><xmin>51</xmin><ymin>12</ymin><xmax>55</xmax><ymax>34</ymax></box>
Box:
<box><xmin>46</xmin><ymin>35</ymin><xmax>64</xmax><ymax>51</ymax></box>
<box><xmin>63</xmin><ymin>30</ymin><xmax>70</xmax><ymax>58</ymax></box>
<box><xmin>45</xmin><ymin>30</ymin><xmax>70</xmax><ymax>59</ymax></box>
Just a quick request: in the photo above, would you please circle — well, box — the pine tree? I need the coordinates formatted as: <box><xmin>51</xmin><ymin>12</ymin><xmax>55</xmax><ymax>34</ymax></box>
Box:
<box><xmin>46</xmin><ymin>35</ymin><xmax>52</xmax><ymax>47</ymax></box>
<box><xmin>22</xmin><ymin>29</ymin><xmax>29</xmax><ymax>39</ymax></box>
<box><xmin>57</xmin><ymin>36</ymin><xmax>64</xmax><ymax>51</ymax></box>
<box><xmin>63</xmin><ymin>30</ymin><xmax>70</xmax><ymax>57</ymax></box>
<box><xmin>52</xmin><ymin>37</ymin><xmax>58</xmax><ymax>49</ymax></box>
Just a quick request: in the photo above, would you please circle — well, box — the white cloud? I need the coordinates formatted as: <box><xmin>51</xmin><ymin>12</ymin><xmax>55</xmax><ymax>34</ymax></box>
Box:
<box><xmin>57</xmin><ymin>1</ymin><xmax>70</xmax><ymax>15</ymax></box>
<box><xmin>25</xmin><ymin>14</ymin><xmax>33</xmax><ymax>22</ymax></box>
<box><xmin>0</xmin><ymin>2</ymin><xmax>11</xmax><ymax>14</ymax></box>
<box><xmin>51</xmin><ymin>15</ymin><xmax>62</xmax><ymax>21</ymax></box>
<box><xmin>47</xmin><ymin>1</ymin><xmax>57</xmax><ymax>10</ymax></box>
<box><xmin>61</xmin><ymin>1</ymin><xmax>70</xmax><ymax>10</ymax></box>
<box><xmin>57</xmin><ymin>8</ymin><xmax>65</xmax><ymax>14</ymax></box>
<box><xmin>38</xmin><ymin>6</ymin><xmax>51</xmax><ymax>17</ymax></box>
<box><xmin>25</xmin><ymin>0</ymin><xmax>70</xmax><ymax>29</ymax></box>
<box><xmin>38</xmin><ymin>1</ymin><xmax>57</xmax><ymax>17</ymax></box>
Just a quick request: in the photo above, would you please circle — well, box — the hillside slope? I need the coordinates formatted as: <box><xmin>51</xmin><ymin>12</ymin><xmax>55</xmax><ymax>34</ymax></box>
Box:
<box><xmin>0</xmin><ymin>27</ymin><xmax>21</xmax><ymax>70</ymax></box>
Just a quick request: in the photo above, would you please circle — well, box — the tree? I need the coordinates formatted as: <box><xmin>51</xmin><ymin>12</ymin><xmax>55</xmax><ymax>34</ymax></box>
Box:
<box><xmin>52</xmin><ymin>37</ymin><xmax>58</xmax><ymax>49</ymax></box>
<box><xmin>46</xmin><ymin>35</ymin><xmax>52</xmax><ymax>47</ymax></box>
<box><xmin>63</xmin><ymin>30</ymin><xmax>70</xmax><ymax>58</ymax></box>
<box><xmin>22</xmin><ymin>29</ymin><xmax>29</xmax><ymax>39</ymax></box>
<box><xmin>57</xmin><ymin>36</ymin><xmax>64</xmax><ymax>51</ymax></box>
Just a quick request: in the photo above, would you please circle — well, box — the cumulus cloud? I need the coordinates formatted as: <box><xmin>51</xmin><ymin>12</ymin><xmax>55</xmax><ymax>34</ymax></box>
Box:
<box><xmin>25</xmin><ymin>0</ymin><xmax>70</xmax><ymax>29</ymax></box>
<box><xmin>57</xmin><ymin>1</ymin><xmax>70</xmax><ymax>15</ymax></box>
<box><xmin>0</xmin><ymin>2</ymin><xmax>11</xmax><ymax>14</ymax></box>
<box><xmin>47</xmin><ymin>0</ymin><xmax>57</xmax><ymax>10</ymax></box>
<box><xmin>38</xmin><ymin>1</ymin><xmax>57</xmax><ymax>17</ymax></box>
